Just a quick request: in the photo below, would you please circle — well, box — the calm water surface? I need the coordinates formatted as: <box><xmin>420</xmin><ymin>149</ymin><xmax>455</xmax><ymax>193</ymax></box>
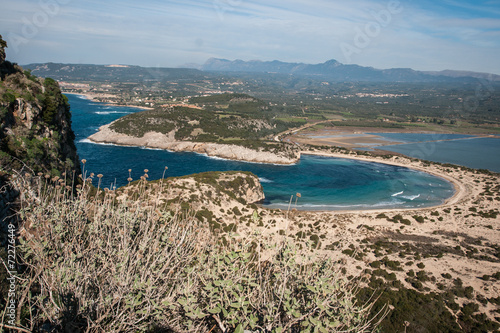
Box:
<box><xmin>69</xmin><ymin>94</ymin><xmax>455</xmax><ymax>210</ymax></box>
<box><xmin>371</xmin><ymin>133</ymin><xmax>500</xmax><ymax>172</ymax></box>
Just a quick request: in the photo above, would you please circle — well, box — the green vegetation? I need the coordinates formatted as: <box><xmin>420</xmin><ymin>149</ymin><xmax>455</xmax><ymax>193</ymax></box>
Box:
<box><xmin>359</xmin><ymin>286</ymin><xmax>499</xmax><ymax>332</ymax></box>
<box><xmin>0</xmin><ymin>52</ymin><xmax>78</xmax><ymax>175</ymax></box>
<box><xmin>1</xmin><ymin>173</ymin><xmax>384</xmax><ymax>332</ymax></box>
<box><xmin>108</xmin><ymin>93</ymin><xmax>305</xmax><ymax>157</ymax></box>
<box><xmin>111</xmin><ymin>94</ymin><xmax>304</xmax><ymax>141</ymax></box>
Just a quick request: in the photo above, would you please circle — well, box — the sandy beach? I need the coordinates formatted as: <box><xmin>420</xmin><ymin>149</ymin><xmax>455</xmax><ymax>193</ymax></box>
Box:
<box><xmin>85</xmin><ymin>112</ymin><xmax>500</xmax><ymax>322</ymax></box>
<box><xmin>63</xmin><ymin>92</ymin><xmax>154</xmax><ymax>110</ymax></box>
<box><xmin>299</xmin><ymin>150</ymin><xmax>467</xmax><ymax>210</ymax></box>
<box><xmin>124</xmin><ymin>142</ymin><xmax>499</xmax><ymax>322</ymax></box>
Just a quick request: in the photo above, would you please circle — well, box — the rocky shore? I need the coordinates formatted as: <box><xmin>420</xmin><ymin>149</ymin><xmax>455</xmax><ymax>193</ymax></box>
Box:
<box><xmin>88</xmin><ymin>123</ymin><xmax>300</xmax><ymax>164</ymax></box>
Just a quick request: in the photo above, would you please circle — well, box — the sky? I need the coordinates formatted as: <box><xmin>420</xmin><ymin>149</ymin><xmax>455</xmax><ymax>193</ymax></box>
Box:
<box><xmin>1</xmin><ymin>0</ymin><xmax>500</xmax><ymax>74</ymax></box>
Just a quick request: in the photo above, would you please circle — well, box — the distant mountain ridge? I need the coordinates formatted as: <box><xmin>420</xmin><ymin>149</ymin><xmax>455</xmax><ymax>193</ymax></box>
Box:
<box><xmin>24</xmin><ymin>59</ymin><xmax>500</xmax><ymax>83</ymax></box>
<box><xmin>200</xmin><ymin>58</ymin><xmax>500</xmax><ymax>83</ymax></box>
<box><xmin>24</xmin><ymin>62</ymin><xmax>207</xmax><ymax>82</ymax></box>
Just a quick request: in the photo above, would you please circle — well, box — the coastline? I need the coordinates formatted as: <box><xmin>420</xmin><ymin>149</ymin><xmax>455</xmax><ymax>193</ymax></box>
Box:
<box><xmin>87</xmin><ymin>122</ymin><xmax>468</xmax><ymax>214</ymax></box>
<box><xmin>258</xmin><ymin>150</ymin><xmax>466</xmax><ymax>215</ymax></box>
<box><xmin>63</xmin><ymin>92</ymin><xmax>154</xmax><ymax>110</ymax></box>
<box><xmin>87</xmin><ymin>123</ymin><xmax>300</xmax><ymax>165</ymax></box>
<box><xmin>299</xmin><ymin>151</ymin><xmax>466</xmax><ymax>209</ymax></box>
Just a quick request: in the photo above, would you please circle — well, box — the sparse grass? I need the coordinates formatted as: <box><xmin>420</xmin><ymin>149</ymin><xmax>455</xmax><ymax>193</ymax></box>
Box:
<box><xmin>2</xmin><ymin>172</ymin><xmax>385</xmax><ymax>332</ymax></box>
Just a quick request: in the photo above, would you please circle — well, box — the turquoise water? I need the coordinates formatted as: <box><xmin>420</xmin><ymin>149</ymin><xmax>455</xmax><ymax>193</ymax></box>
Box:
<box><xmin>70</xmin><ymin>94</ymin><xmax>455</xmax><ymax>210</ymax></box>
<box><xmin>370</xmin><ymin>133</ymin><xmax>500</xmax><ymax>172</ymax></box>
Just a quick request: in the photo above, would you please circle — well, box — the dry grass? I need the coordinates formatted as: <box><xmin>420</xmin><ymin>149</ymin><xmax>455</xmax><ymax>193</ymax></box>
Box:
<box><xmin>2</xmin><ymin>171</ymin><xmax>385</xmax><ymax>332</ymax></box>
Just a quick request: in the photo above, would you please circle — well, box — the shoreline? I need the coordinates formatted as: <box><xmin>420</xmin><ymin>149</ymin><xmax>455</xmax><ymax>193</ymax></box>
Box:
<box><xmin>63</xmin><ymin>92</ymin><xmax>154</xmax><ymax>110</ymax></box>
<box><xmin>87</xmin><ymin>123</ymin><xmax>300</xmax><ymax>165</ymax></box>
<box><xmin>260</xmin><ymin>150</ymin><xmax>466</xmax><ymax>214</ymax></box>
<box><xmin>87</xmin><ymin>123</ymin><xmax>467</xmax><ymax>214</ymax></box>
<box><xmin>300</xmin><ymin>151</ymin><xmax>464</xmax><ymax>204</ymax></box>
<box><xmin>76</xmin><ymin>92</ymin><xmax>483</xmax><ymax>214</ymax></box>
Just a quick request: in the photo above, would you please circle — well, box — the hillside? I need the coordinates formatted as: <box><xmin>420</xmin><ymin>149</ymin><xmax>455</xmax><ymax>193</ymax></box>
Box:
<box><xmin>88</xmin><ymin>93</ymin><xmax>303</xmax><ymax>164</ymax></box>
<box><xmin>0</xmin><ymin>34</ymin><xmax>81</xmax><ymax>328</ymax></box>
<box><xmin>23</xmin><ymin>62</ymin><xmax>208</xmax><ymax>82</ymax></box>
<box><xmin>0</xmin><ymin>49</ymin><xmax>79</xmax><ymax>177</ymax></box>
<box><xmin>0</xmin><ymin>34</ymin><xmax>80</xmax><ymax>225</ymax></box>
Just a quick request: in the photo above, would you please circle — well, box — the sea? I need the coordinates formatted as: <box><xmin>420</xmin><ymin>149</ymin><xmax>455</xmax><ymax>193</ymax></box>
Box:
<box><xmin>70</xmin><ymin>94</ymin><xmax>460</xmax><ymax>210</ymax></box>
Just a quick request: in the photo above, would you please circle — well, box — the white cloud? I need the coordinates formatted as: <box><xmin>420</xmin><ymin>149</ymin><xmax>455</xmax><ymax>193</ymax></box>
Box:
<box><xmin>1</xmin><ymin>0</ymin><xmax>499</xmax><ymax>73</ymax></box>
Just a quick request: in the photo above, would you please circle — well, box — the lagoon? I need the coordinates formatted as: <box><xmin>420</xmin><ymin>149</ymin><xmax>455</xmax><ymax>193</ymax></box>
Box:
<box><xmin>372</xmin><ymin>133</ymin><xmax>500</xmax><ymax>172</ymax></box>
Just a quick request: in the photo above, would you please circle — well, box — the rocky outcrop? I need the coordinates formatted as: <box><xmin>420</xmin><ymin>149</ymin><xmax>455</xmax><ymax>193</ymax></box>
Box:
<box><xmin>0</xmin><ymin>34</ymin><xmax>80</xmax><ymax>228</ymax></box>
<box><xmin>0</xmin><ymin>35</ymin><xmax>6</xmax><ymax>65</ymax></box>
<box><xmin>88</xmin><ymin>123</ymin><xmax>299</xmax><ymax>164</ymax></box>
<box><xmin>1</xmin><ymin>74</ymin><xmax>80</xmax><ymax>175</ymax></box>
<box><xmin>165</xmin><ymin>171</ymin><xmax>265</xmax><ymax>206</ymax></box>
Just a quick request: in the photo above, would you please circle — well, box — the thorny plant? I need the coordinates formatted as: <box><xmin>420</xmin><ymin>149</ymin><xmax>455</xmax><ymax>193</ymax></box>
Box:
<box><xmin>1</xmin><ymin>167</ymin><xmax>386</xmax><ymax>332</ymax></box>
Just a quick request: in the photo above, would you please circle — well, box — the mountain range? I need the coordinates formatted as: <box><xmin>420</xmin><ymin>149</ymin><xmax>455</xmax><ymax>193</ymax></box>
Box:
<box><xmin>196</xmin><ymin>58</ymin><xmax>500</xmax><ymax>83</ymax></box>
<box><xmin>24</xmin><ymin>58</ymin><xmax>500</xmax><ymax>84</ymax></box>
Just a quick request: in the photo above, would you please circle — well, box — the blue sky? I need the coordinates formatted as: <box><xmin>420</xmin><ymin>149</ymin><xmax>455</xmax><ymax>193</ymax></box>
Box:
<box><xmin>1</xmin><ymin>0</ymin><xmax>500</xmax><ymax>74</ymax></box>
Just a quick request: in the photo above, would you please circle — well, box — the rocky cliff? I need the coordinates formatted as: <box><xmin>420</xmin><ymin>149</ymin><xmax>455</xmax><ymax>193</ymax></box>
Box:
<box><xmin>0</xmin><ymin>34</ymin><xmax>80</xmax><ymax>226</ymax></box>
<box><xmin>89</xmin><ymin>123</ymin><xmax>299</xmax><ymax>164</ymax></box>
<box><xmin>0</xmin><ymin>35</ymin><xmax>79</xmax><ymax>177</ymax></box>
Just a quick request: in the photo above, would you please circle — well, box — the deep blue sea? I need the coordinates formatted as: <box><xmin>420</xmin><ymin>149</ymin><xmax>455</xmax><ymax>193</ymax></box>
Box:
<box><xmin>69</xmin><ymin>94</ymin><xmax>455</xmax><ymax>210</ymax></box>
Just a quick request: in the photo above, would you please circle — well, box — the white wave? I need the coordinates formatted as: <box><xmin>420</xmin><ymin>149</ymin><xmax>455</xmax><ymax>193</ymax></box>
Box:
<box><xmin>391</xmin><ymin>191</ymin><xmax>404</xmax><ymax>197</ymax></box>
<box><xmin>78</xmin><ymin>138</ymin><xmax>93</xmax><ymax>143</ymax></box>
<box><xmin>95</xmin><ymin>111</ymin><xmax>133</xmax><ymax>115</ymax></box>
<box><xmin>259</xmin><ymin>177</ymin><xmax>273</xmax><ymax>183</ymax></box>
<box><xmin>78</xmin><ymin>139</ymin><xmax>119</xmax><ymax>146</ymax></box>
<box><xmin>139</xmin><ymin>146</ymin><xmax>164</xmax><ymax>151</ymax></box>
<box><xmin>401</xmin><ymin>194</ymin><xmax>421</xmax><ymax>201</ymax></box>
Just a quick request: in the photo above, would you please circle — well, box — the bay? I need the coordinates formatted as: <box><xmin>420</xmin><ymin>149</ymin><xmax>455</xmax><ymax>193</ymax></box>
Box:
<box><xmin>69</xmin><ymin>94</ymin><xmax>454</xmax><ymax>210</ymax></box>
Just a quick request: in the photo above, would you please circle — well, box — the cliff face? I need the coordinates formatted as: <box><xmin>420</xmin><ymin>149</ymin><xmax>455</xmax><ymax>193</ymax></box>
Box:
<box><xmin>89</xmin><ymin>123</ymin><xmax>299</xmax><ymax>164</ymax></box>
<box><xmin>0</xmin><ymin>34</ymin><xmax>80</xmax><ymax>230</ymax></box>
<box><xmin>0</xmin><ymin>35</ymin><xmax>79</xmax><ymax>178</ymax></box>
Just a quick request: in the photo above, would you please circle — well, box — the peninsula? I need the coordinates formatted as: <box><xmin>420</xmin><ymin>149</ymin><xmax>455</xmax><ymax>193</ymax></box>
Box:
<box><xmin>88</xmin><ymin>93</ymin><xmax>302</xmax><ymax>164</ymax></box>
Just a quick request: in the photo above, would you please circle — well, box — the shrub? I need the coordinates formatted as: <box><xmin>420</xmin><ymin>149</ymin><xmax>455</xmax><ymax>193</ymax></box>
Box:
<box><xmin>413</xmin><ymin>215</ymin><xmax>425</xmax><ymax>223</ymax></box>
<box><xmin>232</xmin><ymin>206</ymin><xmax>242</xmax><ymax>216</ymax></box>
<box><xmin>6</xmin><ymin>174</ymin><xmax>385</xmax><ymax>332</ymax></box>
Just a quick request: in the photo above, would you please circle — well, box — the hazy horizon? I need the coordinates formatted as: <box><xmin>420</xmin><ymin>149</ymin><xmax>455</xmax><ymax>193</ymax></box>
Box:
<box><xmin>1</xmin><ymin>0</ymin><xmax>500</xmax><ymax>75</ymax></box>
